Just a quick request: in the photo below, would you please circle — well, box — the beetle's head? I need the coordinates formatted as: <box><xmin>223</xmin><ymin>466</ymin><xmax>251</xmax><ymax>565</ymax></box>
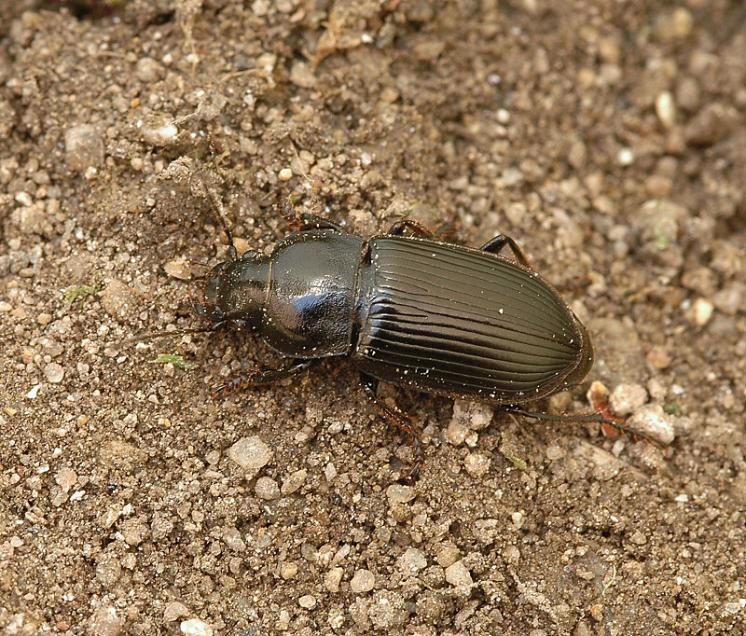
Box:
<box><xmin>193</xmin><ymin>253</ymin><xmax>269</xmax><ymax>330</ymax></box>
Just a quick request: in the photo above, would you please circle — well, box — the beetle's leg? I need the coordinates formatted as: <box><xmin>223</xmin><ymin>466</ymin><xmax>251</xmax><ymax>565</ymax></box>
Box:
<box><xmin>212</xmin><ymin>359</ymin><xmax>314</xmax><ymax>398</ymax></box>
<box><xmin>387</xmin><ymin>219</ymin><xmax>435</xmax><ymax>239</ymax></box>
<box><xmin>360</xmin><ymin>373</ymin><xmax>423</xmax><ymax>480</ymax></box>
<box><xmin>504</xmin><ymin>406</ymin><xmax>666</xmax><ymax>448</ymax></box>
<box><xmin>191</xmin><ymin>173</ymin><xmax>239</xmax><ymax>261</ymax></box>
<box><xmin>283</xmin><ymin>198</ymin><xmax>343</xmax><ymax>232</ymax></box>
<box><xmin>299</xmin><ymin>213</ymin><xmax>343</xmax><ymax>232</ymax></box>
<box><xmin>480</xmin><ymin>234</ymin><xmax>532</xmax><ymax>269</ymax></box>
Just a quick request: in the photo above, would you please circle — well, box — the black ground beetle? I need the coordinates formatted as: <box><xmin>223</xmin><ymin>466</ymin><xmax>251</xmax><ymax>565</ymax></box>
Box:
<box><xmin>136</xmin><ymin>191</ymin><xmax>647</xmax><ymax>478</ymax></box>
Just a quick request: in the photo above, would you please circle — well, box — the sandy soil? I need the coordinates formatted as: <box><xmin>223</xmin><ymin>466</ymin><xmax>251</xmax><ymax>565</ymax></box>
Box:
<box><xmin>1</xmin><ymin>1</ymin><xmax>745</xmax><ymax>634</ymax></box>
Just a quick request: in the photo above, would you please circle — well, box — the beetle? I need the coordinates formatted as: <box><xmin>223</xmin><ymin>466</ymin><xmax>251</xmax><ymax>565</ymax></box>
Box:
<box><xmin>135</xmin><ymin>192</ymin><xmax>647</xmax><ymax>478</ymax></box>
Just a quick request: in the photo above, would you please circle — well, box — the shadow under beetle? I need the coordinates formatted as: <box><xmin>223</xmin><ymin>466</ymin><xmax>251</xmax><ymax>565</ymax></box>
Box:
<box><xmin>139</xmin><ymin>191</ymin><xmax>650</xmax><ymax>479</ymax></box>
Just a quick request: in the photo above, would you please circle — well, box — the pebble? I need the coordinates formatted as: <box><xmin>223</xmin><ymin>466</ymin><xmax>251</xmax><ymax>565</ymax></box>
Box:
<box><xmin>90</xmin><ymin>607</ymin><xmax>122</xmax><ymax>636</ymax></box>
<box><xmin>290</xmin><ymin>61</ymin><xmax>316</xmax><ymax>88</ymax></box>
<box><xmin>464</xmin><ymin>452</ymin><xmax>491</xmax><ymax>477</ymax></box>
<box><xmin>655</xmin><ymin>7</ymin><xmax>693</xmax><ymax>41</ymax></box>
<box><xmin>445</xmin><ymin>560</ymin><xmax>473</xmax><ymax>587</ymax></box>
<box><xmin>255</xmin><ymin>476</ymin><xmax>280</xmax><ymax>500</ymax></box>
<box><xmin>368</xmin><ymin>591</ymin><xmax>407</xmax><ymax>629</ymax></box>
<box><xmin>435</xmin><ymin>542</ymin><xmax>461</xmax><ymax>568</ymax></box>
<box><xmin>646</xmin><ymin>345</ymin><xmax>671</xmax><ymax>370</ymax></box>
<box><xmin>164</xmin><ymin>258</ymin><xmax>192</xmax><ymax>280</ymax></box>
<box><xmin>180</xmin><ymin>618</ymin><xmax>213</xmax><ymax>636</ymax></box>
<box><xmin>684</xmin><ymin>103</ymin><xmax>738</xmax><ymax>147</ymax></box>
<box><xmin>54</xmin><ymin>467</ymin><xmax>77</xmax><ymax>492</ymax></box>
<box><xmin>298</xmin><ymin>594</ymin><xmax>316</xmax><ymax>609</ymax></box>
<box><xmin>140</xmin><ymin>118</ymin><xmax>179</xmax><ymax>146</ymax></box>
<box><xmin>350</xmin><ymin>569</ymin><xmax>375</xmax><ymax>593</ymax></box>
<box><xmin>386</xmin><ymin>484</ymin><xmax>416</xmax><ymax>505</ymax></box>
<box><xmin>688</xmin><ymin>298</ymin><xmax>714</xmax><ymax>327</ymax></box>
<box><xmin>609</xmin><ymin>383</ymin><xmax>648</xmax><ymax>415</ymax></box>
<box><xmin>503</xmin><ymin>545</ymin><xmax>521</xmax><ymax>565</ymax></box>
<box><xmin>228</xmin><ymin>436</ymin><xmax>273</xmax><ymax>473</ymax></box>
<box><xmin>451</xmin><ymin>400</ymin><xmax>493</xmax><ymax>431</ymax></box>
<box><xmin>628</xmin><ymin>405</ymin><xmax>676</xmax><ymax>445</ymax></box>
<box><xmin>163</xmin><ymin>601</ymin><xmax>189</xmax><ymax>622</ymax></box>
<box><xmin>445</xmin><ymin>419</ymin><xmax>468</xmax><ymax>446</ymax></box>
<box><xmin>135</xmin><ymin>57</ymin><xmax>164</xmax><ymax>82</ymax></box>
<box><xmin>44</xmin><ymin>362</ymin><xmax>65</xmax><ymax>384</ymax></box>
<box><xmin>325</xmin><ymin>567</ymin><xmax>344</xmax><ymax>593</ymax></box>
<box><xmin>655</xmin><ymin>91</ymin><xmax>676</xmax><ymax>128</ymax></box>
<box><xmin>397</xmin><ymin>547</ymin><xmax>427</xmax><ymax>576</ymax></box>
<box><xmin>101</xmin><ymin>279</ymin><xmax>140</xmax><ymax>323</ymax></box>
<box><xmin>65</xmin><ymin>124</ymin><xmax>104</xmax><ymax>172</ymax></box>
<box><xmin>281</xmin><ymin>469</ymin><xmax>307</xmax><ymax>495</ymax></box>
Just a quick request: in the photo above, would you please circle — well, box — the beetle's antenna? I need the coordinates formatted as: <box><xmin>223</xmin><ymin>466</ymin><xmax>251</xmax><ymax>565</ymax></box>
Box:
<box><xmin>505</xmin><ymin>407</ymin><xmax>665</xmax><ymax>447</ymax></box>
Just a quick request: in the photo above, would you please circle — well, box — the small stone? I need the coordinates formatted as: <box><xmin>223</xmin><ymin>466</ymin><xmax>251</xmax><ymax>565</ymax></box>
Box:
<box><xmin>325</xmin><ymin>567</ymin><xmax>344</xmax><ymax>593</ymax></box>
<box><xmin>101</xmin><ymin>279</ymin><xmax>141</xmax><ymax>323</ymax></box>
<box><xmin>163</xmin><ymin>601</ymin><xmax>189</xmax><ymax>622</ymax></box>
<box><xmin>180</xmin><ymin>618</ymin><xmax>213</xmax><ymax>636</ymax></box>
<box><xmin>629</xmin><ymin>530</ymin><xmax>647</xmax><ymax>545</ymax></box>
<box><xmin>44</xmin><ymin>362</ymin><xmax>64</xmax><ymax>384</ymax></box>
<box><xmin>609</xmin><ymin>383</ymin><xmax>648</xmax><ymax>415</ymax></box>
<box><xmin>655</xmin><ymin>7</ymin><xmax>693</xmax><ymax>41</ymax></box>
<box><xmin>228</xmin><ymin>436</ymin><xmax>273</xmax><ymax>473</ymax></box>
<box><xmin>135</xmin><ymin>57</ymin><xmax>164</xmax><ymax>82</ymax></box>
<box><xmin>451</xmin><ymin>400</ymin><xmax>493</xmax><ymax>431</ymax></box>
<box><xmin>628</xmin><ymin>405</ymin><xmax>676</xmax><ymax>445</ymax></box>
<box><xmin>298</xmin><ymin>594</ymin><xmax>316</xmax><ymax>609</ymax></box>
<box><xmin>435</xmin><ymin>543</ymin><xmax>461</xmax><ymax>568</ymax></box>
<box><xmin>90</xmin><ymin>607</ymin><xmax>122</xmax><ymax>636</ymax></box>
<box><xmin>255</xmin><ymin>476</ymin><xmax>280</xmax><ymax>500</ymax></box>
<box><xmin>655</xmin><ymin>92</ymin><xmax>676</xmax><ymax>128</ymax></box>
<box><xmin>281</xmin><ymin>469</ymin><xmax>307</xmax><ymax>495</ymax></box>
<box><xmin>368</xmin><ymin>591</ymin><xmax>407</xmax><ymax>629</ymax></box>
<box><xmin>445</xmin><ymin>560</ymin><xmax>473</xmax><ymax>587</ymax></box>
<box><xmin>617</xmin><ymin>147</ymin><xmax>634</xmax><ymax>166</ymax></box>
<box><xmin>464</xmin><ymin>452</ymin><xmax>491</xmax><ymax>477</ymax></box>
<box><xmin>278</xmin><ymin>167</ymin><xmax>293</xmax><ymax>181</ymax></box>
<box><xmin>397</xmin><ymin>547</ymin><xmax>427</xmax><ymax>576</ymax></box>
<box><xmin>386</xmin><ymin>484</ymin><xmax>416</xmax><ymax>505</ymax></box>
<box><xmin>646</xmin><ymin>345</ymin><xmax>671</xmax><ymax>369</ymax></box>
<box><xmin>324</xmin><ymin>462</ymin><xmax>337</xmax><ymax>482</ymax></box>
<box><xmin>684</xmin><ymin>103</ymin><xmax>738</xmax><ymax>147</ymax></box>
<box><xmin>55</xmin><ymin>467</ymin><xmax>77</xmax><ymax>493</ymax></box>
<box><xmin>445</xmin><ymin>419</ymin><xmax>468</xmax><ymax>446</ymax></box>
<box><xmin>503</xmin><ymin>545</ymin><xmax>520</xmax><ymax>565</ymax></box>
<box><xmin>164</xmin><ymin>258</ymin><xmax>191</xmax><ymax>280</ymax></box>
<box><xmin>688</xmin><ymin>298</ymin><xmax>714</xmax><ymax>326</ymax></box>
<box><xmin>290</xmin><ymin>61</ymin><xmax>316</xmax><ymax>88</ymax></box>
<box><xmin>350</xmin><ymin>569</ymin><xmax>375</xmax><ymax>593</ymax></box>
<box><xmin>65</xmin><ymin>124</ymin><xmax>104</xmax><ymax>172</ymax></box>
<box><xmin>95</xmin><ymin>553</ymin><xmax>122</xmax><ymax>587</ymax></box>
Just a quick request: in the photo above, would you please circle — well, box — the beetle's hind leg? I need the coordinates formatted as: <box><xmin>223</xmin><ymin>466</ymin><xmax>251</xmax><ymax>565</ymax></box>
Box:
<box><xmin>360</xmin><ymin>373</ymin><xmax>423</xmax><ymax>480</ymax></box>
<box><xmin>212</xmin><ymin>359</ymin><xmax>314</xmax><ymax>398</ymax></box>
<box><xmin>480</xmin><ymin>234</ymin><xmax>532</xmax><ymax>268</ymax></box>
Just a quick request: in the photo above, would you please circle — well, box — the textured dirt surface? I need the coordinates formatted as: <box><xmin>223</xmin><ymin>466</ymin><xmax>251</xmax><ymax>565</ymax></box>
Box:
<box><xmin>1</xmin><ymin>1</ymin><xmax>746</xmax><ymax>634</ymax></box>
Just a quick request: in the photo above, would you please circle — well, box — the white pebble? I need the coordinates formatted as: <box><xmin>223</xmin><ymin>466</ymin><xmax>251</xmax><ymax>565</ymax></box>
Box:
<box><xmin>386</xmin><ymin>484</ymin><xmax>416</xmax><ymax>505</ymax></box>
<box><xmin>397</xmin><ymin>547</ymin><xmax>427</xmax><ymax>576</ymax></box>
<box><xmin>628</xmin><ymin>405</ymin><xmax>676</xmax><ymax>445</ymax></box>
<box><xmin>350</xmin><ymin>569</ymin><xmax>375</xmax><ymax>593</ymax></box>
<box><xmin>655</xmin><ymin>91</ymin><xmax>676</xmax><ymax>128</ymax></box>
<box><xmin>228</xmin><ymin>436</ymin><xmax>273</xmax><ymax>472</ymax></box>
<box><xmin>445</xmin><ymin>560</ymin><xmax>473</xmax><ymax>587</ymax></box>
<box><xmin>180</xmin><ymin>618</ymin><xmax>213</xmax><ymax>636</ymax></box>
<box><xmin>298</xmin><ymin>594</ymin><xmax>316</xmax><ymax>609</ymax></box>
<box><xmin>44</xmin><ymin>363</ymin><xmax>65</xmax><ymax>384</ymax></box>
<box><xmin>609</xmin><ymin>383</ymin><xmax>648</xmax><ymax>415</ymax></box>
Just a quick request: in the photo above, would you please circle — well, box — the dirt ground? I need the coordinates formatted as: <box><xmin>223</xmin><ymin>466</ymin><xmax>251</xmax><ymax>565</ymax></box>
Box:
<box><xmin>1</xmin><ymin>0</ymin><xmax>745</xmax><ymax>634</ymax></box>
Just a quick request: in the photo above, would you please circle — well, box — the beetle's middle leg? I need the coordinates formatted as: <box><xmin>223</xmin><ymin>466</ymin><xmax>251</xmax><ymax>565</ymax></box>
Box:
<box><xmin>212</xmin><ymin>359</ymin><xmax>315</xmax><ymax>397</ymax></box>
<box><xmin>360</xmin><ymin>373</ymin><xmax>423</xmax><ymax>480</ymax></box>
<box><xmin>480</xmin><ymin>234</ymin><xmax>532</xmax><ymax>268</ymax></box>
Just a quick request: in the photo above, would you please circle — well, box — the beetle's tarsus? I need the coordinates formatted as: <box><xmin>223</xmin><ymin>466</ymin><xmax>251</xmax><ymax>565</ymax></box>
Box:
<box><xmin>480</xmin><ymin>234</ymin><xmax>532</xmax><ymax>268</ymax></box>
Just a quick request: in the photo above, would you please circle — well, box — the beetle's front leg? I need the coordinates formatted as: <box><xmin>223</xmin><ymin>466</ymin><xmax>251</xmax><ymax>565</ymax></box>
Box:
<box><xmin>212</xmin><ymin>359</ymin><xmax>315</xmax><ymax>398</ymax></box>
<box><xmin>480</xmin><ymin>234</ymin><xmax>532</xmax><ymax>268</ymax></box>
<box><xmin>360</xmin><ymin>373</ymin><xmax>423</xmax><ymax>480</ymax></box>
